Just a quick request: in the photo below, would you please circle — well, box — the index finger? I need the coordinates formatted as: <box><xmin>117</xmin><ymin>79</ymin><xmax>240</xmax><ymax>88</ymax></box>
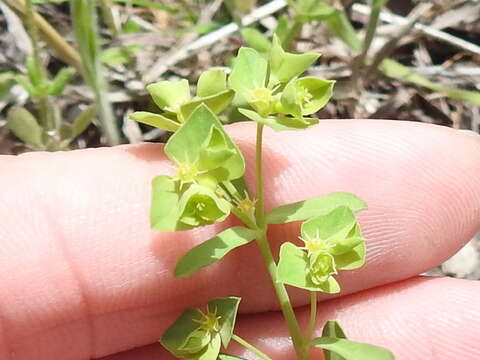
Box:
<box><xmin>0</xmin><ymin>120</ymin><xmax>479</xmax><ymax>360</ymax></box>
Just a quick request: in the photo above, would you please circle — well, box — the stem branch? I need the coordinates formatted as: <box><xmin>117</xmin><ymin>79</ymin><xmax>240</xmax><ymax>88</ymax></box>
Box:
<box><xmin>231</xmin><ymin>334</ymin><xmax>272</xmax><ymax>360</ymax></box>
<box><xmin>254</xmin><ymin>123</ymin><xmax>308</xmax><ymax>360</ymax></box>
<box><xmin>306</xmin><ymin>291</ymin><xmax>317</xmax><ymax>340</ymax></box>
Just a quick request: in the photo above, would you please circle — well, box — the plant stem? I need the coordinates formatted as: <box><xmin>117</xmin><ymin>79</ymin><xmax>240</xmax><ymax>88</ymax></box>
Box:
<box><xmin>100</xmin><ymin>0</ymin><xmax>119</xmax><ymax>37</ymax></box>
<box><xmin>255</xmin><ymin>123</ymin><xmax>266</xmax><ymax>227</ymax></box>
<box><xmin>24</xmin><ymin>0</ymin><xmax>43</xmax><ymax>78</ymax></box>
<box><xmin>358</xmin><ymin>0</ymin><xmax>387</xmax><ymax>68</ymax></box>
<box><xmin>231</xmin><ymin>334</ymin><xmax>272</xmax><ymax>360</ymax></box>
<box><xmin>254</xmin><ymin>123</ymin><xmax>308</xmax><ymax>360</ymax></box>
<box><xmin>306</xmin><ymin>291</ymin><xmax>317</xmax><ymax>340</ymax></box>
<box><xmin>24</xmin><ymin>0</ymin><xmax>57</xmax><ymax>133</ymax></box>
<box><xmin>71</xmin><ymin>0</ymin><xmax>121</xmax><ymax>145</ymax></box>
<box><xmin>282</xmin><ymin>19</ymin><xmax>302</xmax><ymax>50</ymax></box>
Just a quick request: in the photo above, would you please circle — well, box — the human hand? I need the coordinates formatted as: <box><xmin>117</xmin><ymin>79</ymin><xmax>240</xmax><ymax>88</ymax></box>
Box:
<box><xmin>1</xmin><ymin>120</ymin><xmax>479</xmax><ymax>360</ymax></box>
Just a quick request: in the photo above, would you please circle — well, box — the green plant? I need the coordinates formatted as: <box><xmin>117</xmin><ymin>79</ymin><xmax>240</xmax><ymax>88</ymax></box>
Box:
<box><xmin>70</xmin><ymin>0</ymin><xmax>121</xmax><ymax>145</ymax></box>
<box><xmin>241</xmin><ymin>0</ymin><xmax>480</xmax><ymax>106</ymax></box>
<box><xmin>131</xmin><ymin>38</ymin><xmax>395</xmax><ymax>359</ymax></box>
<box><xmin>6</xmin><ymin>0</ymin><xmax>94</xmax><ymax>151</ymax></box>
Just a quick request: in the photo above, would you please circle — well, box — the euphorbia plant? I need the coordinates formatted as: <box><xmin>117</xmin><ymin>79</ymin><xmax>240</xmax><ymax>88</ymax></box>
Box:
<box><xmin>131</xmin><ymin>36</ymin><xmax>395</xmax><ymax>360</ymax></box>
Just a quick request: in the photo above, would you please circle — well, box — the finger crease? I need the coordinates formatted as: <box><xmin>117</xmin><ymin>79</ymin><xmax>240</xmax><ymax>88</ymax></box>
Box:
<box><xmin>0</xmin><ymin>312</ymin><xmax>13</xmax><ymax>360</ymax></box>
<box><xmin>47</xmin><ymin>216</ymin><xmax>95</xmax><ymax>359</ymax></box>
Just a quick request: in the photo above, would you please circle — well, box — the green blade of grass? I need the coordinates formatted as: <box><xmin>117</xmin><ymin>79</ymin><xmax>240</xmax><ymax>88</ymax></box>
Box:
<box><xmin>71</xmin><ymin>0</ymin><xmax>121</xmax><ymax>145</ymax></box>
<box><xmin>111</xmin><ymin>0</ymin><xmax>177</xmax><ymax>13</ymax></box>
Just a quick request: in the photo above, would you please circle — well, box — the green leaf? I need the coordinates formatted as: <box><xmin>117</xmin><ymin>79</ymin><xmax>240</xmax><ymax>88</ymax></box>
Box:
<box><xmin>266</xmin><ymin>193</ymin><xmax>367</xmax><ymax>224</ymax></box>
<box><xmin>322</xmin><ymin>321</ymin><xmax>347</xmax><ymax>339</ymax></box>
<box><xmin>147</xmin><ymin>79</ymin><xmax>191</xmax><ymax>111</ymax></box>
<box><xmin>15</xmin><ymin>74</ymin><xmax>39</xmax><ymax>98</ymax></box>
<box><xmin>311</xmin><ymin>337</ymin><xmax>395</xmax><ymax>360</ymax></box>
<box><xmin>7</xmin><ymin>107</ymin><xmax>43</xmax><ymax>147</ymax></box>
<box><xmin>150</xmin><ymin>176</ymin><xmax>188</xmax><ymax>231</ymax></box>
<box><xmin>323</xmin><ymin>10</ymin><xmax>361</xmax><ymax>52</ymax></box>
<box><xmin>197</xmin><ymin>69</ymin><xmax>228</xmax><ymax>97</ymax></box>
<box><xmin>228</xmin><ymin>47</ymin><xmax>268</xmax><ymax>105</ymax></box>
<box><xmin>218</xmin><ymin>355</ymin><xmax>247</xmax><ymax>360</ymax></box>
<box><xmin>192</xmin><ymin>22</ymin><xmax>224</xmax><ymax>35</ymax></box>
<box><xmin>238</xmin><ymin>108</ymin><xmax>317</xmax><ymax>131</ymax></box>
<box><xmin>111</xmin><ymin>0</ymin><xmax>177</xmax><ymax>13</ymax></box>
<box><xmin>48</xmin><ymin>68</ymin><xmax>73</xmax><ymax>96</ymax></box>
<box><xmin>274</xmin><ymin>15</ymin><xmax>290</xmax><ymax>44</ymax></box>
<box><xmin>70</xmin><ymin>106</ymin><xmax>96</xmax><ymax>139</ymax></box>
<box><xmin>380</xmin><ymin>59</ymin><xmax>480</xmax><ymax>106</ymax></box>
<box><xmin>281</xmin><ymin>77</ymin><xmax>335</xmax><ymax>116</ymax></box>
<box><xmin>180</xmin><ymin>329</ymin><xmax>212</xmax><ymax>353</ymax></box>
<box><xmin>166</xmin><ymin>105</ymin><xmax>245</xmax><ymax>181</ymax></box>
<box><xmin>0</xmin><ymin>72</ymin><xmax>15</xmax><ymax>99</ymax></box>
<box><xmin>129</xmin><ymin>111</ymin><xmax>180</xmax><ymax>132</ymax></box>
<box><xmin>25</xmin><ymin>56</ymin><xmax>43</xmax><ymax>87</ymax></box>
<box><xmin>178</xmin><ymin>185</ymin><xmax>231</xmax><ymax>228</ymax></box>
<box><xmin>301</xmin><ymin>206</ymin><xmax>356</xmax><ymax>246</ymax></box>
<box><xmin>294</xmin><ymin>1</ymin><xmax>335</xmax><ymax>22</ymax></box>
<box><xmin>208</xmin><ymin>297</ymin><xmax>241</xmax><ymax>348</ymax></box>
<box><xmin>240</xmin><ymin>28</ymin><xmax>271</xmax><ymax>54</ymax></box>
<box><xmin>180</xmin><ymin>90</ymin><xmax>235</xmax><ymax>119</ymax></box>
<box><xmin>334</xmin><ymin>239</ymin><xmax>366</xmax><ymax>271</ymax></box>
<box><xmin>175</xmin><ymin>226</ymin><xmax>257</xmax><ymax>277</ymax></box>
<box><xmin>198</xmin><ymin>334</ymin><xmax>222</xmax><ymax>360</ymax></box>
<box><xmin>100</xmin><ymin>45</ymin><xmax>139</xmax><ymax>67</ymax></box>
<box><xmin>277</xmin><ymin>242</ymin><xmax>340</xmax><ymax>293</ymax></box>
<box><xmin>321</xmin><ymin>321</ymin><xmax>348</xmax><ymax>360</ymax></box>
<box><xmin>269</xmin><ymin>35</ymin><xmax>320</xmax><ymax>85</ymax></box>
<box><xmin>160</xmin><ymin>309</ymin><xmax>205</xmax><ymax>358</ymax></box>
<box><xmin>122</xmin><ymin>19</ymin><xmax>142</xmax><ymax>33</ymax></box>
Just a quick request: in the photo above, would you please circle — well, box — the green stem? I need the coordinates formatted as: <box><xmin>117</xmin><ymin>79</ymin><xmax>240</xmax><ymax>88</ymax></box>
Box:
<box><xmin>255</xmin><ymin>123</ymin><xmax>265</xmax><ymax>227</ymax></box>
<box><xmin>100</xmin><ymin>0</ymin><xmax>119</xmax><ymax>37</ymax></box>
<box><xmin>231</xmin><ymin>334</ymin><xmax>272</xmax><ymax>360</ymax></box>
<box><xmin>358</xmin><ymin>0</ymin><xmax>386</xmax><ymax>67</ymax></box>
<box><xmin>25</xmin><ymin>0</ymin><xmax>57</xmax><ymax>133</ymax></box>
<box><xmin>282</xmin><ymin>19</ymin><xmax>303</xmax><ymax>50</ymax></box>
<box><xmin>24</xmin><ymin>0</ymin><xmax>44</xmax><ymax>80</ymax></box>
<box><xmin>254</xmin><ymin>123</ymin><xmax>308</xmax><ymax>360</ymax></box>
<box><xmin>306</xmin><ymin>291</ymin><xmax>317</xmax><ymax>340</ymax></box>
<box><xmin>71</xmin><ymin>0</ymin><xmax>121</xmax><ymax>145</ymax></box>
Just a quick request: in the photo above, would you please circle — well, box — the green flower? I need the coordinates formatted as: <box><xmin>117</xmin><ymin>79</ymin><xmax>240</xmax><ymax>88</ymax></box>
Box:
<box><xmin>277</xmin><ymin>206</ymin><xmax>366</xmax><ymax>293</ymax></box>
<box><xmin>300</xmin><ymin>206</ymin><xmax>366</xmax><ymax>282</ymax></box>
<box><xmin>178</xmin><ymin>185</ymin><xmax>231</xmax><ymax>227</ymax></box>
<box><xmin>150</xmin><ymin>106</ymin><xmax>245</xmax><ymax>232</ymax></box>
<box><xmin>229</xmin><ymin>39</ymin><xmax>334</xmax><ymax>131</ymax></box>
<box><xmin>130</xmin><ymin>70</ymin><xmax>234</xmax><ymax>132</ymax></box>
<box><xmin>161</xmin><ymin>297</ymin><xmax>241</xmax><ymax>360</ymax></box>
<box><xmin>308</xmin><ymin>251</ymin><xmax>337</xmax><ymax>285</ymax></box>
<box><xmin>280</xmin><ymin>77</ymin><xmax>335</xmax><ymax>118</ymax></box>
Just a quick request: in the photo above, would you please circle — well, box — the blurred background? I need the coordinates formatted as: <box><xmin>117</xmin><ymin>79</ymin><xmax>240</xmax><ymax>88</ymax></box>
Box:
<box><xmin>0</xmin><ymin>0</ymin><xmax>479</xmax><ymax>277</ymax></box>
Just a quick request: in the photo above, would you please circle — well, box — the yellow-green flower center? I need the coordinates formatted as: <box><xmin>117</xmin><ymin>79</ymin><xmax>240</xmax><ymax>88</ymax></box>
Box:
<box><xmin>237</xmin><ymin>198</ymin><xmax>256</xmax><ymax>219</ymax></box>
<box><xmin>301</xmin><ymin>232</ymin><xmax>334</xmax><ymax>255</ymax></box>
<box><xmin>176</xmin><ymin>162</ymin><xmax>199</xmax><ymax>184</ymax></box>
<box><xmin>250</xmin><ymin>87</ymin><xmax>272</xmax><ymax>104</ymax></box>
<box><xmin>195</xmin><ymin>310</ymin><xmax>221</xmax><ymax>333</ymax></box>
<box><xmin>295</xmin><ymin>85</ymin><xmax>313</xmax><ymax>107</ymax></box>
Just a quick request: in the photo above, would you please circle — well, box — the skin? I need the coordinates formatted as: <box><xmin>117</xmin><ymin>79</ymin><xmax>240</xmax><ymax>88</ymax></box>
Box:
<box><xmin>0</xmin><ymin>120</ymin><xmax>480</xmax><ymax>360</ymax></box>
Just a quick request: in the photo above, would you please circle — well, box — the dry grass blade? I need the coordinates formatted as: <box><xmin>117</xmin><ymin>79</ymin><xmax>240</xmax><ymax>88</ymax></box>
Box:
<box><xmin>353</xmin><ymin>2</ymin><xmax>480</xmax><ymax>56</ymax></box>
<box><xmin>143</xmin><ymin>0</ymin><xmax>287</xmax><ymax>82</ymax></box>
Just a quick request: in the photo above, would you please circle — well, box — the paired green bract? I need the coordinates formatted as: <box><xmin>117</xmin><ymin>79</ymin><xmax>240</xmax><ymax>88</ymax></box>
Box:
<box><xmin>130</xmin><ymin>69</ymin><xmax>234</xmax><ymax>131</ymax></box>
<box><xmin>277</xmin><ymin>206</ymin><xmax>366</xmax><ymax>293</ymax></box>
<box><xmin>150</xmin><ymin>105</ymin><xmax>245</xmax><ymax>231</ymax></box>
<box><xmin>161</xmin><ymin>297</ymin><xmax>241</xmax><ymax>360</ymax></box>
<box><xmin>230</xmin><ymin>36</ymin><xmax>334</xmax><ymax>131</ymax></box>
